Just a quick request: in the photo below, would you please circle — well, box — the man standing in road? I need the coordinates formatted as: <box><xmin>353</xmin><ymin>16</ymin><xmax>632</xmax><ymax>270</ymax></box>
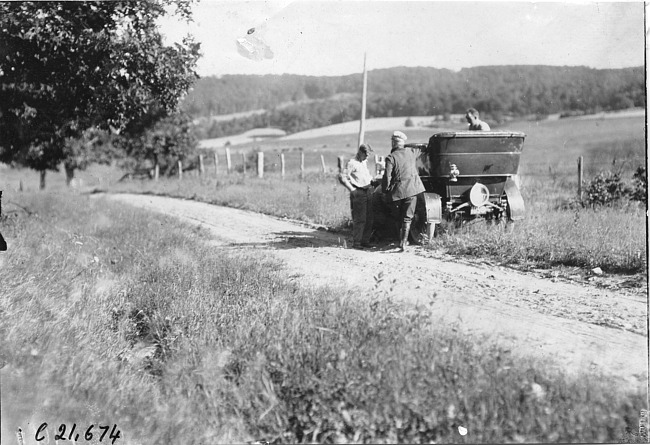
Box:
<box><xmin>382</xmin><ymin>131</ymin><xmax>425</xmax><ymax>252</ymax></box>
<box><xmin>340</xmin><ymin>143</ymin><xmax>381</xmax><ymax>249</ymax></box>
<box><xmin>466</xmin><ymin>107</ymin><xmax>491</xmax><ymax>131</ymax></box>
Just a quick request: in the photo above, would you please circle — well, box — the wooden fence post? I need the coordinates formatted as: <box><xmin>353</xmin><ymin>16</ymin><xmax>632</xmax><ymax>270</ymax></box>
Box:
<box><xmin>178</xmin><ymin>160</ymin><xmax>183</xmax><ymax>180</ymax></box>
<box><xmin>257</xmin><ymin>151</ymin><xmax>264</xmax><ymax>178</ymax></box>
<box><xmin>199</xmin><ymin>154</ymin><xmax>205</xmax><ymax>175</ymax></box>
<box><xmin>241</xmin><ymin>152</ymin><xmax>246</xmax><ymax>175</ymax></box>
<box><xmin>226</xmin><ymin>147</ymin><xmax>232</xmax><ymax>174</ymax></box>
<box><xmin>375</xmin><ymin>155</ymin><xmax>385</xmax><ymax>176</ymax></box>
<box><xmin>577</xmin><ymin>156</ymin><xmax>583</xmax><ymax>200</ymax></box>
<box><xmin>300</xmin><ymin>151</ymin><xmax>305</xmax><ymax>180</ymax></box>
<box><xmin>320</xmin><ymin>154</ymin><xmax>326</xmax><ymax>173</ymax></box>
<box><xmin>280</xmin><ymin>153</ymin><xmax>286</xmax><ymax>180</ymax></box>
<box><xmin>214</xmin><ymin>152</ymin><xmax>219</xmax><ymax>177</ymax></box>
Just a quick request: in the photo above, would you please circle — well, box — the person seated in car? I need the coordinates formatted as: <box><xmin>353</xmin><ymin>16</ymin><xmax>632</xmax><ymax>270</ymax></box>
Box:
<box><xmin>466</xmin><ymin>108</ymin><xmax>491</xmax><ymax>131</ymax></box>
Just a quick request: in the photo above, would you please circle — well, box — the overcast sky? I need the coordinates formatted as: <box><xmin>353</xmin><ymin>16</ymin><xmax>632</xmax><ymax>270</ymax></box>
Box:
<box><xmin>158</xmin><ymin>1</ymin><xmax>645</xmax><ymax>77</ymax></box>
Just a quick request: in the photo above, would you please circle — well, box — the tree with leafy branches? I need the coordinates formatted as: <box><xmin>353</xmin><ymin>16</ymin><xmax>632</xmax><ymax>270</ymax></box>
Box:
<box><xmin>117</xmin><ymin>110</ymin><xmax>198</xmax><ymax>177</ymax></box>
<box><xmin>0</xmin><ymin>0</ymin><xmax>200</xmax><ymax>188</ymax></box>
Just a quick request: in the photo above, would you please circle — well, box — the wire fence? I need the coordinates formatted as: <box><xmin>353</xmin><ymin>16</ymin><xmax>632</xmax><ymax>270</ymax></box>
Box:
<box><xmin>179</xmin><ymin>148</ymin><xmax>644</xmax><ymax>183</ymax></box>
<box><xmin>520</xmin><ymin>157</ymin><xmax>645</xmax><ymax>179</ymax></box>
<box><xmin>177</xmin><ymin>149</ymin><xmax>386</xmax><ymax>180</ymax></box>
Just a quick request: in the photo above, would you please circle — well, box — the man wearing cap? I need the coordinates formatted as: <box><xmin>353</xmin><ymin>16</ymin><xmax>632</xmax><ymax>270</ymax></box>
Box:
<box><xmin>382</xmin><ymin>131</ymin><xmax>425</xmax><ymax>252</ymax></box>
<box><xmin>340</xmin><ymin>143</ymin><xmax>381</xmax><ymax>249</ymax></box>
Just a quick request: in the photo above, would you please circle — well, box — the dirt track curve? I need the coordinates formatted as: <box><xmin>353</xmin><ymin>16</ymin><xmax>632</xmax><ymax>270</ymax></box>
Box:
<box><xmin>102</xmin><ymin>193</ymin><xmax>649</xmax><ymax>394</ymax></box>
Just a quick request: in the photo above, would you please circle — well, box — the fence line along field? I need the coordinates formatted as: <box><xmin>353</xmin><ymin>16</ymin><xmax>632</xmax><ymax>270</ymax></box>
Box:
<box><xmin>118</xmin><ymin>112</ymin><xmax>647</xmax><ymax>197</ymax></box>
<box><xmin>3</xmin><ymin>113</ymin><xmax>644</xmax><ymax>185</ymax></box>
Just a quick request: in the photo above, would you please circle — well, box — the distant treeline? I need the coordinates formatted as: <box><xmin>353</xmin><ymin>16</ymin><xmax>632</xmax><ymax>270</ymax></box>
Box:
<box><xmin>182</xmin><ymin>65</ymin><xmax>645</xmax><ymax>139</ymax></box>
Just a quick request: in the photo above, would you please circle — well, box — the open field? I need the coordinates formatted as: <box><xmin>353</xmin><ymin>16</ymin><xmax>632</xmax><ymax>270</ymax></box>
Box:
<box><xmin>1</xmin><ymin>192</ymin><xmax>647</xmax><ymax>444</ymax></box>
<box><xmin>4</xmin><ymin>113</ymin><xmax>644</xmax><ymax>189</ymax></box>
<box><xmin>197</xmin><ymin>110</ymin><xmax>645</xmax><ymax>180</ymax></box>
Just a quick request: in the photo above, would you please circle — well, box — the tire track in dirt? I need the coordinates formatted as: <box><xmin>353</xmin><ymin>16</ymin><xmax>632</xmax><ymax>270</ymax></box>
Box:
<box><xmin>100</xmin><ymin>193</ymin><xmax>649</xmax><ymax>394</ymax></box>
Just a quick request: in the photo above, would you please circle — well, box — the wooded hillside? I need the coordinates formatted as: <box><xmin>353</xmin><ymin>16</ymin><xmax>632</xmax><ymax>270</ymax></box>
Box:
<box><xmin>182</xmin><ymin>65</ymin><xmax>645</xmax><ymax>139</ymax></box>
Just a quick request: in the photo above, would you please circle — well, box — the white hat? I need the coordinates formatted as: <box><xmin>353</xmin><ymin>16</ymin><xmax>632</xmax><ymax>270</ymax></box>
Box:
<box><xmin>392</xmin><ymin>131</ymin><xmax>407</xmax><ymax>141</ymax></box>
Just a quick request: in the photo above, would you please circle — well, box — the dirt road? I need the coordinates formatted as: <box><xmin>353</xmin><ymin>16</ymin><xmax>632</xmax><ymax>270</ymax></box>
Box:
<box><xmin>102</xmin><ymin>193</ymin><xmax>648</xmax><ymax>393</ymax></box>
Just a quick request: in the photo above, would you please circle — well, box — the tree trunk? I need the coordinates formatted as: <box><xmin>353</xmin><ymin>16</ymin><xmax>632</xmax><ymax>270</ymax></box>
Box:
<box><xmin>64</xmin><ymin>162</ymin><xmax>75</xmax><ymax>186</ymax></box>
<box><xmin>39</xmin><ymin>170</ymin><xmax>46</xmax><ymax>190</ymax></box>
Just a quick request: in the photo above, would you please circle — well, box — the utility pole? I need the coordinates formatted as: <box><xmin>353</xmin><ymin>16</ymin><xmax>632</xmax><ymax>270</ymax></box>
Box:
<box><xmin>357</xmin><ymin>52</ymin><xmax>368</xmax><ymax>149</ymax></box>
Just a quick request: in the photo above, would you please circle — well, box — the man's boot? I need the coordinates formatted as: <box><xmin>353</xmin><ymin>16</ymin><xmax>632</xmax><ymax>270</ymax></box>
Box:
<box><xmin>398</xmin><ymin>222</ymin><xmax>411</xmax><ymax>252</ymax></box>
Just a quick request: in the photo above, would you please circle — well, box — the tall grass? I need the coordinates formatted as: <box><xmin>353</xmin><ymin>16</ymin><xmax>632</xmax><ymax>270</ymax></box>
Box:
<box><xmin>109</xmin><ymin>172</ymin><xmax>352</xmax><ymax>228</ymax></box>
<box><xmin>1</xmin><ymin>192</ymin><xmax>647</xmax><ymax>444</ymax></box>
<box><xmin>435</xmin><ymin>178</ymin><xmax>646</xmax><ymax>273</ymax></box>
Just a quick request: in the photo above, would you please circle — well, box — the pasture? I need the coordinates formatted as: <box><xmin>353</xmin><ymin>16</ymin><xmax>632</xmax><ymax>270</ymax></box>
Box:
<box><xmin>3</xmin><ymin>113</ymin><xmax>644</xmax><ymax>190</ymax></box>
<box><xmin>196</xmin><ymin>111</ymin><xmax>645</xmax><ymax>181</ymax></box>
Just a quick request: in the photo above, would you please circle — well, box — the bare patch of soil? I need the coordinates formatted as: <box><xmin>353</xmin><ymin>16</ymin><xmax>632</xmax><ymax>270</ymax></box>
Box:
<box><xmin>101</xmin><ymin>193</ymin><xmax>648</xmax><ymax>393</ymax></box>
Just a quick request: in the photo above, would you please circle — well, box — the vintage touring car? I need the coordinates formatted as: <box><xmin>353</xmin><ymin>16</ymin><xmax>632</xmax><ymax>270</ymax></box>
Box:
<box><xmin>372</xmin><ymin>130</ymin><xmax>526</xmax><ymax>243</ymax></box>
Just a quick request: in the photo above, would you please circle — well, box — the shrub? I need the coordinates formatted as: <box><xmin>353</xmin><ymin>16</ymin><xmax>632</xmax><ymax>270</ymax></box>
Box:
<box><xmin>583</xmin><ymin>171</ymin><xmax>631</xmax><ymax>206</ymax></box>
<box><xmin>404</xmin><ymin>117</ymin><xmax>414</xmax><ymax>127</ymax></box>
<box><xmin>630</xmin><ymin>166</ymin><xmax>647</xmax><ymax>203</ymax></box>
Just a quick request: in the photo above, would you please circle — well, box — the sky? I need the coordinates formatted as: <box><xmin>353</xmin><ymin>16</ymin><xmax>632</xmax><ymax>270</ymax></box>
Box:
<box><xmin>158</xmin><ymin>1</ymin><xmax>646</xmax><ymax>77</ymax></box>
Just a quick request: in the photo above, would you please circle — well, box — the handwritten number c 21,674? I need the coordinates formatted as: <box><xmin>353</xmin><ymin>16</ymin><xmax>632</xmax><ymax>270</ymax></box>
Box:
<box><xmin>35</xmin><ymin>423</ymin><xmax>122</xmax><ymax>444</ymax></box>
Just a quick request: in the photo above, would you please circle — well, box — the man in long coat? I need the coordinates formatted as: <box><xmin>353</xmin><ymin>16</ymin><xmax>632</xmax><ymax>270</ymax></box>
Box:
<box><xmin>382</xmin><ymin>131</ymin><xmax>425</xmax><ymax>252</ymax></box>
